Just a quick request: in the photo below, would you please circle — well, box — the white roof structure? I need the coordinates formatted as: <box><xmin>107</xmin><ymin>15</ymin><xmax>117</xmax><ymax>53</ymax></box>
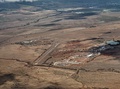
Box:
<box><xmin>106</xmin><ymin>40</ymin><xmax>120</xmax><ymax>46</ymax></box>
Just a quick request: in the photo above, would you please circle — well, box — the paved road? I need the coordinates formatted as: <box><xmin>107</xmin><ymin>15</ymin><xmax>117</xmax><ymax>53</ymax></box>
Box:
<box><xmin>34</xmin><ymin>43</ymin><xmax>59</xmax><ymax>65</ymax></box>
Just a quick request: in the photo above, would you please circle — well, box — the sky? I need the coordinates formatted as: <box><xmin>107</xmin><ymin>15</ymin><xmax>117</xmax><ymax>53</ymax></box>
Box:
<box><xmin>3</xmin><ymin>0</ymin><xmax>33</xmax><ymax>2</ymax></box>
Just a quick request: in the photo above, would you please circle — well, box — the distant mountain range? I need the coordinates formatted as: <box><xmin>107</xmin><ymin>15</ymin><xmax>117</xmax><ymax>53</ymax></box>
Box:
<box><xmin>1</xmin><ymin>0</ymin><xmax>120</xmax><ymax>10</ymax></box>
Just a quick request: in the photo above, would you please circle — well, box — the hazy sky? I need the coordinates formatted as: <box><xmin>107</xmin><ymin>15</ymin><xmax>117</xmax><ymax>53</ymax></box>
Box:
<box><xmin>5</xmin><ymin>0</ymin><xmax>33</xmax><ymax>2</ymax></box>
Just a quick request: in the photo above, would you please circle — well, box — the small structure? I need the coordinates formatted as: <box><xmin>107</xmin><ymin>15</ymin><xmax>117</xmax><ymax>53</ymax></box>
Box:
<box><xmin>106</xmin><ymin>40</ymin><xmax>120</xmax><ymax>46</ymax></box>
<box><xmin>87</xmin><ymin>53</ymin><xmax>94</xmax><ymax>58</ymax></box>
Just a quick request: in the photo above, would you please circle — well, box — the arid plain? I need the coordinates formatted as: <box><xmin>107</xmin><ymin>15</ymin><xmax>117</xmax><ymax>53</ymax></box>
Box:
<box><xmin>0</xmin><ymin>5</ymin><xmax>120</xmax><ymax>89</ymax></box>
